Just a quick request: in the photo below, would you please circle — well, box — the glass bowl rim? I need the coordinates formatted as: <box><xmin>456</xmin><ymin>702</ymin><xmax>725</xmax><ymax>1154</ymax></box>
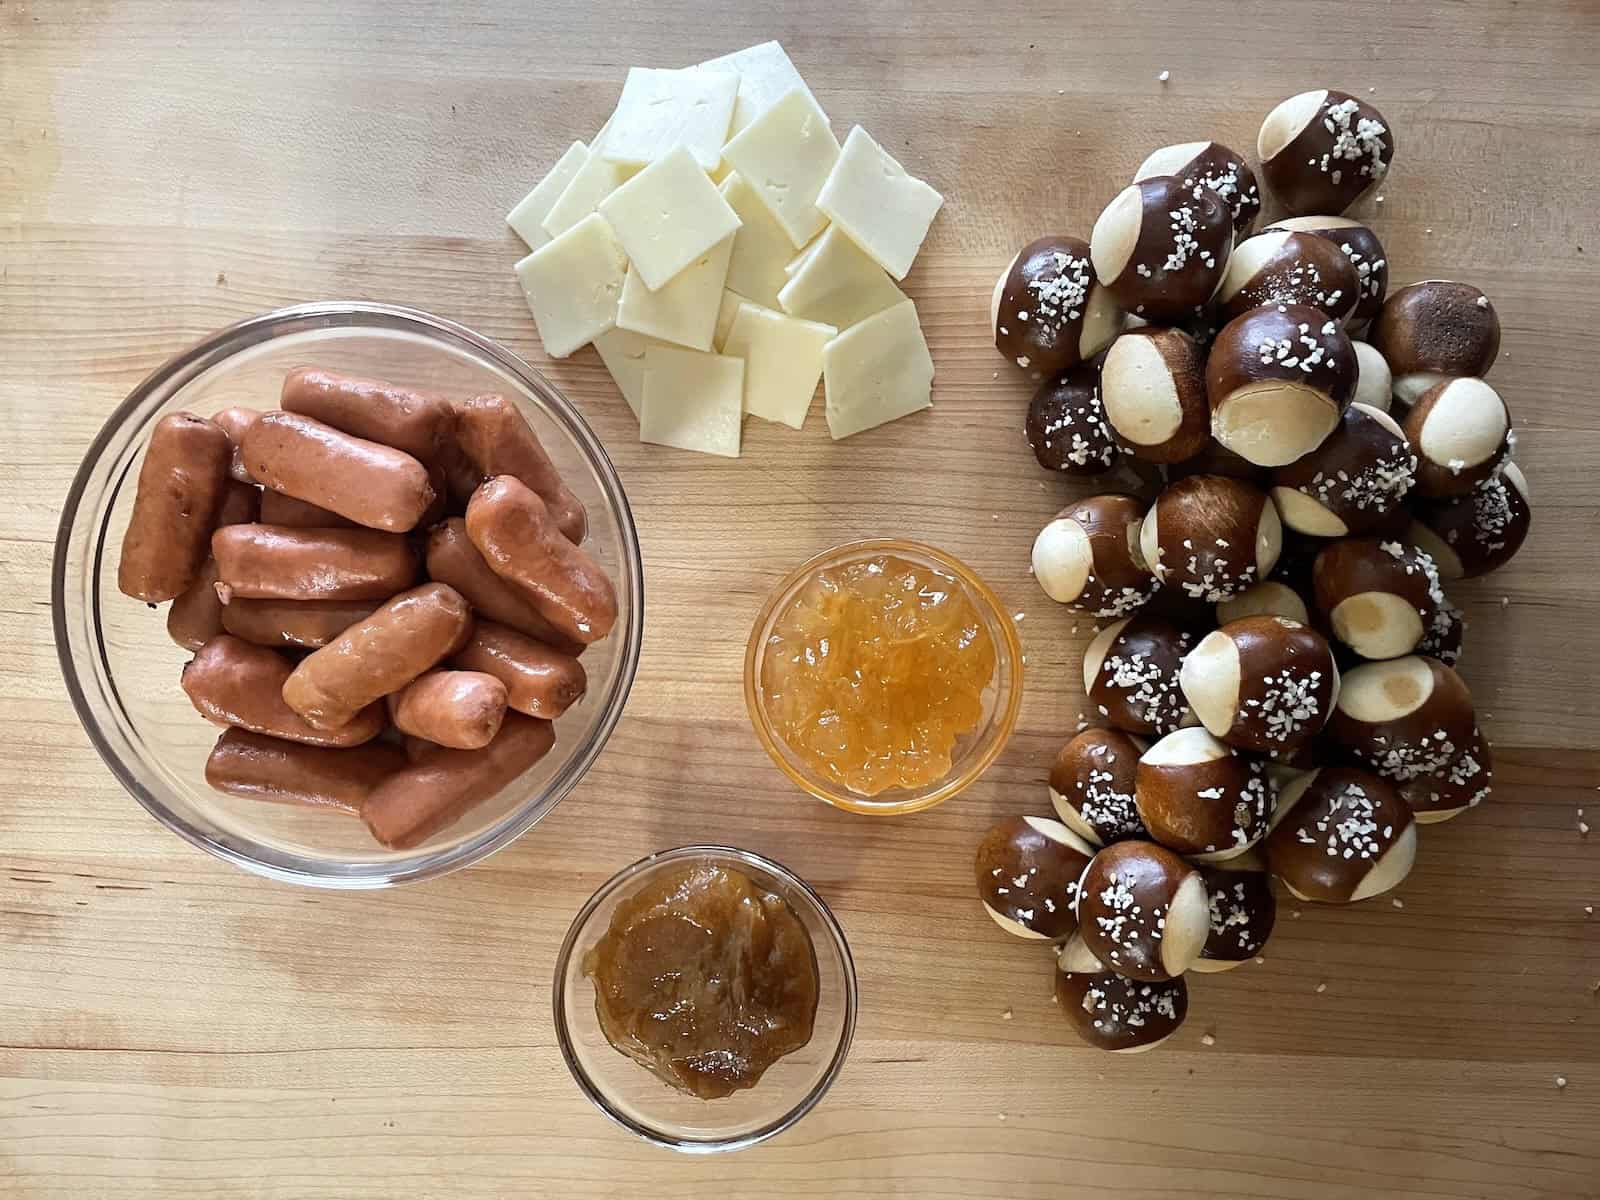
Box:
<box><xmin>743</xmin><ymin>537</ymin><xmax>1025</xmax><ymax>816</ymax></box>
<box><xmin>550</xmin><ymin>843</ymin><xmax>858</xmax><ymax>1154</ymax></box>
<box><xmin>50</xmin><ymin>300</ymin><xmax>645</xmax><ymax>889</ymax></box>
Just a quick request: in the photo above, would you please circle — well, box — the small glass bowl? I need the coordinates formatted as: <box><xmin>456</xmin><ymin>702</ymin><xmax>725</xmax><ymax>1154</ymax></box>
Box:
<box><xmin>744</xmin><ymin>538</ymin><xmax>1024</xmax><ymax>816</ymax></box>
<box><xmin>52</xmin><ymin>302</ymin><xmax>643</xmax><ymax>888</ymax></box>
<box><xmin>552</xmin><ymin>845</ymin><xmax>856</xmax><ymax>1154</ymax></box>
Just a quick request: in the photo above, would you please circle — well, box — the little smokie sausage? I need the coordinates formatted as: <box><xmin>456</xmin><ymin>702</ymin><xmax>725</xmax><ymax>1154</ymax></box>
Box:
<box><xmin>220</xmin><ymin>598</ymin><xmax>377</xmax><ymax>649</ymax></box>
<box><xmin>181</xmin><ymin>635</ymin><xmax>384</xmax><ymax>747</ymax></box>
<box><xmin>167</xmin><ymin>559</ymin><xmax>226</xmax><ymax>651</ymax></box>
<box><xmin>465</xmin><ymin>476</ymin><xmax>617</xmax><ymax>644</ymax></box>
<box><xmin>452</xmin><ymin>621</ymin><xmax>587</xmax><ymax>719</ymax></box>
<box><xmin>118</xmin><ymin>412</ymin><xmax>232</xmax><ymax>602</ymax></box>
<box><xmin>425</xmin><ymin>518</ymin><xmax>584</xmax><ymax>654</ymax></box>
<box><xmin>212</xmin><ymin>406</ymin><xmax>262</xmax><ymax>483</ymax></box>
<box><xmin>204</xmin><ymin>727</ymin><xmax>405</xmax><ymax>813</ymax></box>
<box><xmin>211</xmin><ymin>524</ymin><xmax>417</xmax><ymax>602</ymax></box>
<box><xmin>282</xmin><ymin>583</ymin><xmax>473</xmax><ymax>730</ymax></box>
<box><xmin>454</xmin><ymin>394</ymin><xmax>587</xmax><ymax>543</ymax></box>
<box><xmin>281</xmin><ymin>367</ymin><xmax>455</xmax><ymax>463</ymax></box>
<box><xmin>258</xmin><ymin>488</ymin><xmax>355</xmax><ymax>529</ymax></box>
<box><xmin>386</xmin><ymin>669</ymin><xmax>508</xmax><ymax>750</ymax></box>
<box><xmin>362</xmin><ymin>713</ymin><xmax>555</xmax><ymax>849</ymax></box>
<box><xmin>241</xmin><ymin>410</ymin><xmax>436</xmax><ymax>532</ymax></box>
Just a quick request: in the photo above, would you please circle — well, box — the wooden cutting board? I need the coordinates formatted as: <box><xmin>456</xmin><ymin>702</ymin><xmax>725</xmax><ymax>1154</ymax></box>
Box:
<box><xmin>3</xmin><ymin>2</ymin><xmax>1597</xmax><ymax>1196</ymax></box>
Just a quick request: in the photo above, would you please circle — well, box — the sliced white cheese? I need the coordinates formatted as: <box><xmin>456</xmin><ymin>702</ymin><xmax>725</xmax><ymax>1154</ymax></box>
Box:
<box><xmin>695</xmin><ymin>41</ymin><xmax>821</xmax><ymax>138</ymax></box>
<box><xmin>616</xmin><ymin>235</ymin><xmax>734</xmax><ymax>351</ymax></box>
<box><xmin>785</xmin><ymin>228</ymin><xmax>826</xmax><ymax>277</ymax></box>
<box><xmin>541</xmin><ymin>149</ymin><xmax>636</xmax><ymax>240</ymax></box>
<box><xmin>721</xmin><ymin>88</ymin><xmax>839</xmax><ymax>249</ymax></box>
<box><xmin>822</xmin><ymin>298</ymin><xmax>934</xmax><ymax>439</ymax></box>
<box><xmin>594</xmin><ymin>327</ymin><xmax>671</xmax><ymax>419</ymax></box>
<box><xmin>719</xmin><ymin>171</ymin><xmax>795</xmax><ymax>308</ymax></box>
<box><xmin>777</xmin><ymin>225</ymin><xmax>907</xmax><ymax>331</ymax></box>
<box><xmin>714</xmin><ymin>289</ymin><xmax>749</xmax><ymax>352</ymax></box>
<box><xmin>639</xmin><ymin>345</ymin><xmax>745</xmax><ymax>458</ymax></box>
<box><xmin>598</xmin><ymin>145</ymin><xmax>742</xmax><ymax>291</ymax></box>
<box><xmin>506</xmin><ymin>140</ymin><xmax>589</xmax><ymax>250</ymax></box>
<box><xmin>599</xmin><ymin>66</ymin><xmax>738</xmax><ymax>170</ymax></box>
<box><xmin>722</xmin><ymin>301</ymin><xmax>836</xmax><ymax>429</ymax></box>
<box><xmin>816</xmin><ymin>125</ymin><xmax>945</xmax><ymax>281</ymax></box>
<box><xmin>514</xmin><ymin>213</ymin><xmax>628</xmax><ymax>359</ymax></box>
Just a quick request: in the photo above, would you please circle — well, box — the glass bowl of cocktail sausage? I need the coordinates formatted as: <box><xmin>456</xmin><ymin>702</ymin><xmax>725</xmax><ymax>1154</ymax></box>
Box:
<box><xmin>53</xmin><ymin>302</ymin><xmax>643</xmax><ymax>887</ymax></box>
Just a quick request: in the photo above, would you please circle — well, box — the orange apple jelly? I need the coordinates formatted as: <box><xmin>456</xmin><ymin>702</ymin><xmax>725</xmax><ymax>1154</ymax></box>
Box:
<box><xmin>759</xmin><ymin>554</ymin><xmax>996</xmax><ymax>796</ymax></box>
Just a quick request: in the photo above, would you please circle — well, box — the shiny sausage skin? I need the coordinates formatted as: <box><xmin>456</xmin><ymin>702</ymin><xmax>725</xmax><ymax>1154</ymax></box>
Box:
<box><xmin>220</xmin><ymin>598</ymin><xmax>377</xmax><ymax>649</ymax></box>
<box><xmin>258</xmin><ymin>488</ymin><xmax>355</xmax><ymax>529</ymax></box>
<box><xmin>241</xmin><ymin>410</ymin><xmax>436</xmax><ymax>532</ymax></box>
<box><xmin>212</xmin><ymin>407</ymin><xmax>262</xmax><ymax>483</ymax></box>
<box><xmin>282</xmin><ymin>583</ymin><xmax>473</xmax><ymax>730</ymax></box>
<box><xmin>425</xmin><ymin>518</ymin><xmax>585</xmax><ymax>655</ymax></box>
<box><xmin>281</xmin><ymin>367</ymin><xmax>455</xmax><ymax>462</ymax></box>
<box><xmin>204</xmin><ymin>727</ymin><xmax>405</xmax><ymax>813</ymax></box>
<box><xmin>386</xmin><ymin>669</ymin><xmax>508</xmax><ymax>750</ymax></box>
<box><xmin>181</xmin><ymin>635</ymin><xmax>384</xmax><ymax>747</ymax></box>
<box><xmin>362</xmin><ymin>713</ymin><xmax>555</xmax><ymax>849</ymax></box>
<box><xmin>167</xmin><ymin>559</ymin><xmax>225</xmax><ymax>651</ymax></box>
<box><xmin>118</xmin><ymin>412</ymin><xmax>232</xmax><ymax>602</ymax></box>
<box><xmin>216</xmin><ymin>480</ymin><xmax>261</xmax><ymax>527</ymax></box>
<box><xmin>454</xmin><ymin>394</ymin><xmax>587</xmax><ymax>543</ymax></box>
<box><xmin>452</xmin><ymin>621</ymin><xmax>587</xmax><ymax>719</ymax></box>
<box><xmin>211</xmin><ymin>524</ymin><xmax>417</xmax><ymax>602</ymax></box>
<box><xmin>465</xmin><ymin>476</ymin><xmax>617</xmax><ymax>644</ymax></box>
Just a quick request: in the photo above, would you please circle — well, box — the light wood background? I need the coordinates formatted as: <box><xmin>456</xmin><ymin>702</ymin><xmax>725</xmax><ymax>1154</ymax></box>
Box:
<box><xmin>4</xmin><ymin>2</ymin><xmax>1599</xmax><ymax>1196</ymax></box>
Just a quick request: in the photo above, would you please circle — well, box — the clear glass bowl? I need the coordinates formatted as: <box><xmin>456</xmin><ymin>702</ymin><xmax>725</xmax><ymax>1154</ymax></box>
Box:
<box><xmin>51</xmin><ymin>301</ymin><xmax>643</xmax><ymax>888</ymax></box>
<box><xmin>744</xmin><ymin>539</ymin><xmax>1024</xmax><ymax>815</ymax></box>
<box><xmin>553</xmin><ymin>845</ymin><xmax>856</xmax><ymax>1153</ymax></box>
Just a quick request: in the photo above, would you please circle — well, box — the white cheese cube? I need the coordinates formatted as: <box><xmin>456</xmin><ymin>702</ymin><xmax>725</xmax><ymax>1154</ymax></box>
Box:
<box><xmin>777</xmin><ymin>226</ymin><xmax>907</xmax><ymax>332</ymax></box>
<box><xmin>695</xmin><ymin>41</ymin><xmax>821</xmax><ymax>138</ymax></box>
<box><xmin>722</xmin><ymin>302</ymin><xmax>836</xmax><ymax>430</ymax></box>
<box><xmin>541</xmin><ymin>149</ymin><xmax>636</xmax><ymax>240</ymax></box>
<box><xmin>506</xmin><ymin>141</ymin><xmax>589</xmax><ymax>250</ymax></box>
<box><xmin>719</xmin><ymin>172</ymin><xmax>795</xmax><ymax>308</ymax></box>
<box><xmin>514</xmin><ymin>213</ymin><xmax>628</xmax><ymax>359</ymax></box>
<box><xmin>640</xmin><ymin>345</ymin><xmax>745</xmax><ymax>458</ymax></box>
<box><xmin>720</xmin><ymin>88</ymin><xmax>839</xmax><ymax>249</ymax></box>
<box><xmin>616</xmin><ymin>235</ymin><xmax>734</xmax><ymax>351</ymax></box>
<box><xmin>822</xmin><ymin>298</ymin><xmax>934</xmax><ymax>439</ymax></box>
<box><xmin>600</xmin><ymin>67</ymin><xmax>738</xmax><ymax>170</ymax></box>
<box><xmin>598</xmin><ymin>146</ymin><xmax>742</xmax><ymax>291</ymax></box>
<box><xmin>594</xmin><ymin>327</ymin><xmax>672</xmax><ymax>419</ymax></box>
<box><xmin>816</xmin><ymin>125</ymin><xmax>945</xmax><ymax>281</ymax></box>
<box><xmin>714</xmin><ymin>289</ymin><xmax>749</xmax><ymax>352</ymax></box>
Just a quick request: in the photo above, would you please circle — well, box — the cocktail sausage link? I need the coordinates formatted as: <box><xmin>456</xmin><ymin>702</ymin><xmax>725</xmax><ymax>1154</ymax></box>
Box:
<box><xmin>118</xmin><ymin>412</ymin><xmax>232</xmax><ymax>602</ymax></box>
<box><xmin>362</xmin><ymin>713</ymin><xmax>555</xmax><ymax>849</ymax></box>
<box><xmin>465</xmin><ymin>476</ymin><xmax>617</xmax><ymax>644</ymax></box>
<box><xmin>454</xmin><ymin>394</ymin><xmax>587</xmax><ymax>543</ymax></box>
<box><xmin>211</xmin><ymin>524</ymin><xmax>418</xmax><ymax>602</ymax></box>
<box><xmin>241</xmin><ymin>410</ymin><xmax>436</xmax><ymax>532</ymax></box>
<box><xmin>281</xmin><ymin>583</ymin><xmax>473</xmax><ymax>730</ymax></box>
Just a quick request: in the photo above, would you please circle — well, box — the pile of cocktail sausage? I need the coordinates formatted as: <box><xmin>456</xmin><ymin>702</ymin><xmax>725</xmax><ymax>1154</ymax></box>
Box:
<box><xmin>118</xmin><ymin>368</ymin><xmax>617</xmax><ymax>850</ymax></box>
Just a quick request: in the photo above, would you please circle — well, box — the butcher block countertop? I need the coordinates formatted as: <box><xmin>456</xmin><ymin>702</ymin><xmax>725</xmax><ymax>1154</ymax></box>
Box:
<box><xmin>3</xmin><ymin>2</ymin><xmax>1598</xmax><ymax>1196</ymax></box>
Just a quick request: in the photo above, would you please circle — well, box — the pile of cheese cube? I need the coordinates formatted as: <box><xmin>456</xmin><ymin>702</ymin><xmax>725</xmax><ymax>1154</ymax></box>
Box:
<box><xmin>507</xmin><ymin>42</ymin><xmax>944</xmax><ymax>456</ymax></box>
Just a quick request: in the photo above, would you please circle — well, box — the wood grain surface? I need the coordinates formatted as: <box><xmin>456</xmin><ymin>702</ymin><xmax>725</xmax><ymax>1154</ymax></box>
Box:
<box><xmin>3</xmin><ymin>2</ymin><xmax>1599</xmax><ymax>1196</ymax></box>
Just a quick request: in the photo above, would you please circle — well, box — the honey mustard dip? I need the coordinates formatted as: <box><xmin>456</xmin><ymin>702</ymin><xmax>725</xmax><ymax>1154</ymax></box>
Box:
<box><xmin>583</xmin><ymin>862</ymin><xmax>820</xmax><ymax>1100</ymax></box>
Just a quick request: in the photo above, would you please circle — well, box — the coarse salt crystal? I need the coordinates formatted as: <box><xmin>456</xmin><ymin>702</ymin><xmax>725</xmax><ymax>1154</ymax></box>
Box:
<box><xmin>1315</xmin><ymin>981</ymin><xmax>1328</xmax><ymax>994</ymax></box>
<box><xmin>1158</xmin><ymin>70</ymin><xmax>1170</xmax><ymax>82</ymax></box>
<box><xmin>1201</xmin><ymin>1032</ymin><xmax>1216</xmax><ymax>1046</ymax></box>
